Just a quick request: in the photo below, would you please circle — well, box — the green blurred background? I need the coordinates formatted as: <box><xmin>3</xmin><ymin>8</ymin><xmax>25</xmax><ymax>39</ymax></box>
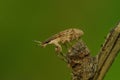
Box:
<box><xmin>0</xmin><ymin>0</ymin><xmax>120</xmax><ymax>80</ymax></box>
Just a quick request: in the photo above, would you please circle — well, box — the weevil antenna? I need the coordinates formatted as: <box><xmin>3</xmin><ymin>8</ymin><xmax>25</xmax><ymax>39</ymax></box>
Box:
<box><xmin>33</xmin><ymin>40</ymin><xmax>42</xmax><ymax>46</ymax></box>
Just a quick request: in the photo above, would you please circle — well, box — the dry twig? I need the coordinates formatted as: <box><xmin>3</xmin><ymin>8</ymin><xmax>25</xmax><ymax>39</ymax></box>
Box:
<box><xmin>93</xmin><ymin>22</ymin><xmax>120</xmax><ymax>80</ymax></box>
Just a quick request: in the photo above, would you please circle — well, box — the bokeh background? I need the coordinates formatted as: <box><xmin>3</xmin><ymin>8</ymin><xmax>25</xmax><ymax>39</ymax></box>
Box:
<box><xmin>0</xmin><ymin>0</ymin><xmax>120</xmax><ymax>80</ymax></box>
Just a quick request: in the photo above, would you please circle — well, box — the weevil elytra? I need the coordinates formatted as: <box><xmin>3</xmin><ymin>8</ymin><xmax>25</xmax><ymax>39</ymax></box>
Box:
<box><xmin>35</xmin><ymin>28</ymin><xmax>84</xmax><ymax>53</ymax></box>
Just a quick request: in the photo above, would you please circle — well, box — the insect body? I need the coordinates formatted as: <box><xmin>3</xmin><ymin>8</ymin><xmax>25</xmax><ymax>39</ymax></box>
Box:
<box><xmin>40</xmin><ymin>28</ymin><xmax>84</xmax><ymax>53</ymax></box>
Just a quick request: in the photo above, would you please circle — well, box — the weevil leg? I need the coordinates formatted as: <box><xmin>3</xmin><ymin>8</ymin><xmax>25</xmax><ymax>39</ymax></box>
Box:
<box><xmin>54</xmin><ymin>45</ymin><xmax>67</xmax><ymax>62</ymax></box>
<box><xmin>55</xmin><ymin>51</ymin><xmax>67</xmax><ymax>62</ymax></box>
<box><xmin>54</xmin><ymin>42</ymin><xmax>62</xmax><ymax>53</ymax></box>
<box><xmin>63</xmin><ymin>42</ymin><xmax>72</xmax><ymax>53</ymax></box>
<box><xmin>50</xmin><ymin>41</ymin><xmax>67</xmax><ymax>62</ymax></box>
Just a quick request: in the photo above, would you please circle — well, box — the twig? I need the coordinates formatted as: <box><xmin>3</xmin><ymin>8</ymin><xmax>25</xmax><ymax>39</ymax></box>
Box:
<box><xmin>93</xmin><ymin>22</ymin><xmax>120</xmax><ymax>80</ymax></box>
